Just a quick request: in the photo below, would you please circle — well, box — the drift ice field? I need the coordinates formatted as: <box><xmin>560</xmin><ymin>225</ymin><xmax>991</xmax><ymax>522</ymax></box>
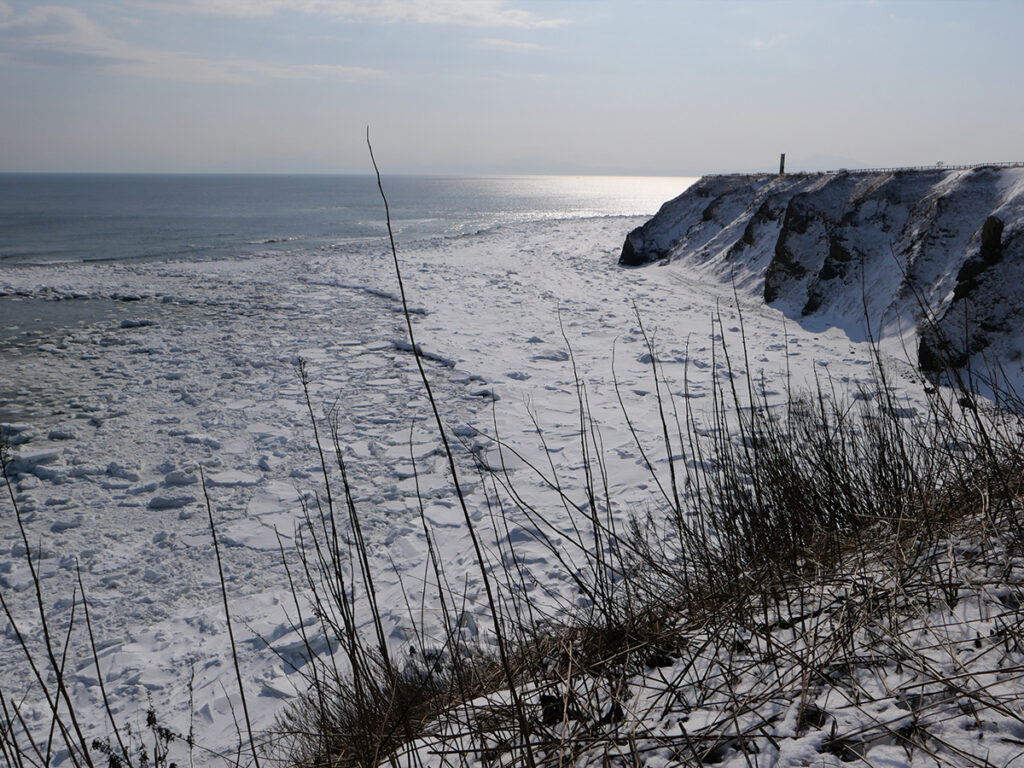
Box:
<box><xmin>2</xmin><ymin>168</ymin><xmax>1013</xmax><ymax>761</ymax></box>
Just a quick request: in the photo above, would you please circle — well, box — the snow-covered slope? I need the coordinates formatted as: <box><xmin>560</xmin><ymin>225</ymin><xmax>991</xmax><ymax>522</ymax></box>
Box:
<box><xmin>621</xmin><ymin>167</ymin><xmax>1024</xmax><ymax>379</ymax></box>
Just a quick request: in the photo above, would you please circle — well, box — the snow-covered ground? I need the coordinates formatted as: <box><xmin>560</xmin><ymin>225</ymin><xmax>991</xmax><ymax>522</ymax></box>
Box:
<box><xmin>622</xmin><ymin>166</ymin><xmax>1024</xmax><ymax>394</ymax></box>
<box><xmin>0</xmin><ymin>214</ymin><xmax>922</xmax><ymax>763</ymax></box>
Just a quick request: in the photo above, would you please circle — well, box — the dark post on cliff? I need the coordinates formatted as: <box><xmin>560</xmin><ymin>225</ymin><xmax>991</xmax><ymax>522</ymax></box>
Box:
<box><xmin>779</xmin><ymin>153</ymin><xmax>786</xmax><ymax>175</ymax></box>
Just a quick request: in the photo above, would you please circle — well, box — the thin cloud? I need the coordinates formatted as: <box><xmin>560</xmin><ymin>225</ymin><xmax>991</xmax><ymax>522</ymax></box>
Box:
<box><xmin>747</xmin><ymin>34</ymin><xmax>788</xmax><ymax>50</ymax></box>
<box><xmin>0</xmin><ymin>4</ymin><xmax>384</xmax><ymax>83</ymax></box>
<box><xmin>137</xmin><ymin>0</ymin><xmax>568</xmax><ymax>28</ymax></box>
<box><xmin>227</xmin><ymin>60</ymin><xmax>383</xmax><ymax>82</ymax></box>
<box><xmin>0</xmin><ymin>5</ymin><xmax>109</xmax><ymax>45</ymax></box>
<box><xmin>0</xmin><ymin>5</ymin><xmax>142</xmax><ymax>68</ymax></box>
<box><xmin>480</xmin><ymin>37</ymin><xmax>542</xmax><ymax>51</ymax></box>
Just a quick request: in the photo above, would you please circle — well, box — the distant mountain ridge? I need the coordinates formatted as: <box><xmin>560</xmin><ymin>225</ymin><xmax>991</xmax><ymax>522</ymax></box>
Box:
<box><xmin>620</xmin><ymin>166</ymin><xmax>1024</xmax><ymax>377</ymax></box>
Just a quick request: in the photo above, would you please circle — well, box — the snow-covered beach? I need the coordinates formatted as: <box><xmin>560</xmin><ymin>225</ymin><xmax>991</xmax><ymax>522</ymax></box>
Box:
<box><xmin>5</xmin><ymin>168</ymin><xmax>1023</xmax><ymax>767</ymax></box>
<box><xmin>0</xmin><ymin>174</ymin><xmax>911</xmax><ymax>760</ymax></box>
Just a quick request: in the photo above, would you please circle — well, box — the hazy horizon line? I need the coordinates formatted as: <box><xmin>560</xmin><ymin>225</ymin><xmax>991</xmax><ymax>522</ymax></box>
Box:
<box><xmin>0</xmin><ymin>169</ymin><xmax>708</xmax><ymax>178</ymax></box>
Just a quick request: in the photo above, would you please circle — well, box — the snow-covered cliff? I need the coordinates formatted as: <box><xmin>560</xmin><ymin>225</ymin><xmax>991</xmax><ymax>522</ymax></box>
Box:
<box><xmin>621</xmin><ymin>167</ymin><xmax>1024</xmax><ymax>378</ymax></box>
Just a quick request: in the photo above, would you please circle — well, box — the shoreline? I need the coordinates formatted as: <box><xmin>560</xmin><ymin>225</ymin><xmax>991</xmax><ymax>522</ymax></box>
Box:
<box><xmin>0</xmin><ymin>213</ymin><xmax>919</xmax><ymax>759</ymax></box>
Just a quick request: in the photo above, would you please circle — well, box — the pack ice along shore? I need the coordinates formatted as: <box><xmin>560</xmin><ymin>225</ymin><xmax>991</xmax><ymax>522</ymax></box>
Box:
<box><xmin>1</xmin><ymin>170</ymin><xmax>1019</xmax><ymax>765</ymax></box>
<box><xmin>620</xmin><ymin>166</ymin><xmax>1024</xmax><ymax>382</ymax></box>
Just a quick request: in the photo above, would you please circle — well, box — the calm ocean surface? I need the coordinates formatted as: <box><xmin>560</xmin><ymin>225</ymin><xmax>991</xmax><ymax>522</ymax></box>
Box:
<box><xmin>0</xmin><ymin>174</ymin><xmax>696</xmax><ymax>266</ymax></box>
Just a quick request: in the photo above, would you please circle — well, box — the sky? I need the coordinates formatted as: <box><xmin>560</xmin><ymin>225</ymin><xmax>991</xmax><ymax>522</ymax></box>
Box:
<box><xmin>0</xmin><ymin>0</ymin><xmax>1021</xmax><ymax>175</ymax></box>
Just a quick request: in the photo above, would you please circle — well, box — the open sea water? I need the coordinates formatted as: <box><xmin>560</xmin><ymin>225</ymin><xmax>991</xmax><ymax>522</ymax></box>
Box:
<box><xmin>0</xmin><ymin>173</ymin><xmax>695</xmax><ymax>266</ymax></box>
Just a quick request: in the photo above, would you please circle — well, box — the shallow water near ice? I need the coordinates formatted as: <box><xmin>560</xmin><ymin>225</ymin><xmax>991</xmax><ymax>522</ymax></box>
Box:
<box><xmin>0</xmin><ymin>295</ymin><xmax>150</xmax><ymax>345</ymax></box>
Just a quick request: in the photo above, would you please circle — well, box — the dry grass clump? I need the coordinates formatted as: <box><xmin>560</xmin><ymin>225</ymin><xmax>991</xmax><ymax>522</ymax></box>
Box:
<box><xmin>376</xmin><ymin>348</ymin><xmax>1024</xmax><ymax>768</ymax></box>
<box><xmin>269</xmin><ymin>307</ymin><xmax>1024</xmax><ymax>768</ymax></box>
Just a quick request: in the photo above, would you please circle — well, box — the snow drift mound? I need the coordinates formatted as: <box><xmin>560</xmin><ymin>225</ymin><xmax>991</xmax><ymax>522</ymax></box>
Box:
<box><xmin>621</xmin><ymin>166</ymin><xmax>1024</xmax><ymax>377</ymax></box>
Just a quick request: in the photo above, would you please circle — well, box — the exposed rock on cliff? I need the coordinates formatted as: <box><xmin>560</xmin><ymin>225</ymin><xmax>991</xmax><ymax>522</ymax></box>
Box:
<box><xmin>621</xmin><ymin>166</ymin><xmax>1024</xmax><ymax>378</ymax></box>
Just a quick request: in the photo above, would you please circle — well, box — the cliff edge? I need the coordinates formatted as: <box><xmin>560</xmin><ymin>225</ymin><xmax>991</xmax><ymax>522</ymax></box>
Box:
<box><xmin>621</xmin><ymin>167</ymin><xmax>1024</xmax><ymax>378</ymax></box>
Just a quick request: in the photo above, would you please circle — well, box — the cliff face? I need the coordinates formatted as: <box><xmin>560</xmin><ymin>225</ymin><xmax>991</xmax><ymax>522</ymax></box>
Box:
<box><xmin>621</xmin><ymin>167</ymin><xmax>1024</xmax><ymax>377</ymax></box>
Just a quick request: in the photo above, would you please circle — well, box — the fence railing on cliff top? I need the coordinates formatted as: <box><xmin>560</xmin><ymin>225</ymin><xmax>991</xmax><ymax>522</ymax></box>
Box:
<box><xmin>718</xmin><ymin>160</ymin><xmax>1024</xmax><ymax>178</ymax></box>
